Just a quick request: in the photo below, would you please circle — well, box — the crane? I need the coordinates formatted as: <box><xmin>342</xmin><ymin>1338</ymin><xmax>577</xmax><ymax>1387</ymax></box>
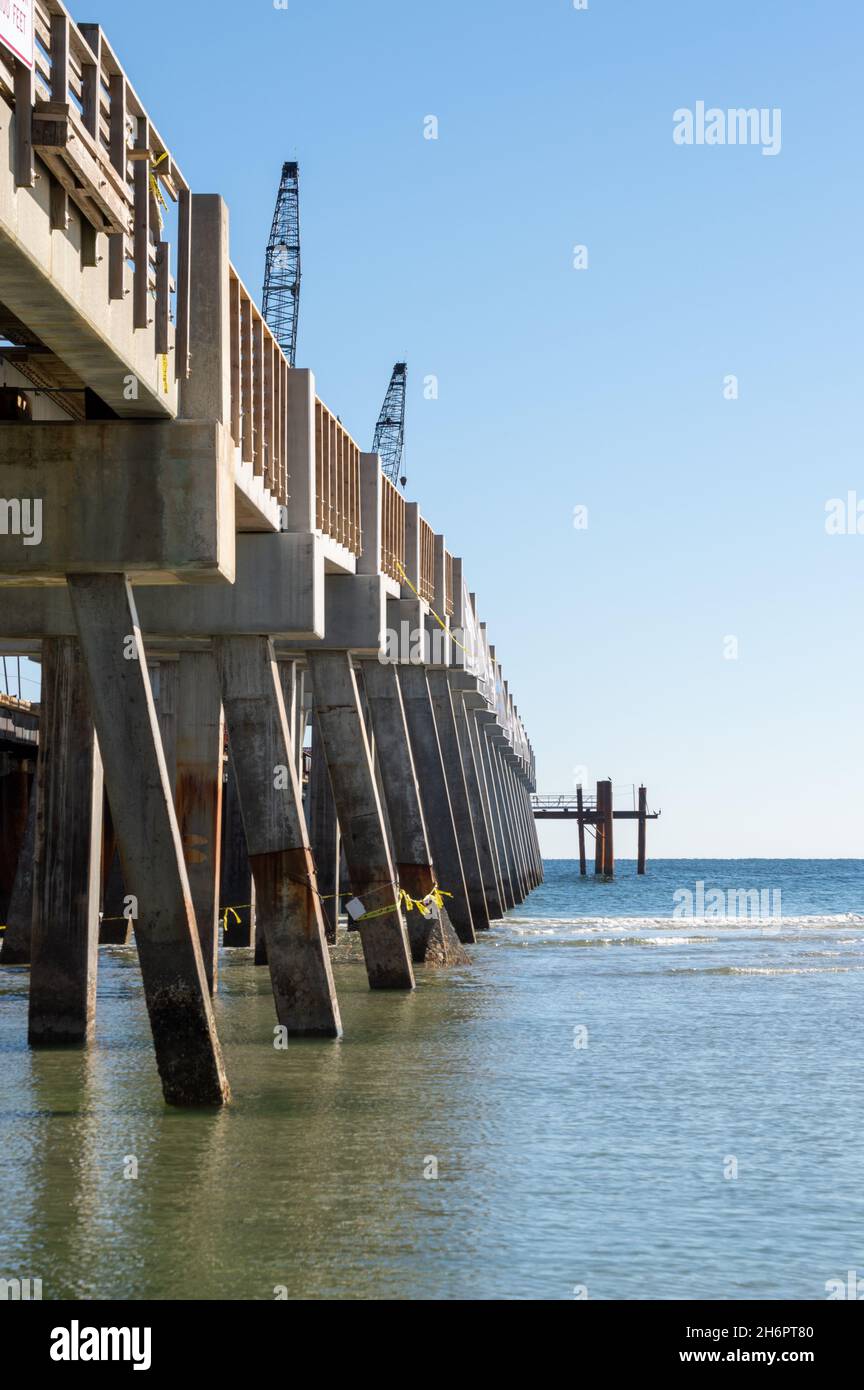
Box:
<box><xmin>262</xmin><ymin>162</ymin><xmax>301</xmax><ymax>367</ymax></box>
<box><xmin>372</xmin><ymin>362</ymin><xmax>407</xmax><ymax>487</ymax></box>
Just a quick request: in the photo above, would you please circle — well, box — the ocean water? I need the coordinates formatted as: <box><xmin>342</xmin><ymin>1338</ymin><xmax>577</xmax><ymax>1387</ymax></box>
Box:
<box><xmin>1</xmin><ymin>858</ymin><xmax>863</xmax><ymax>1301</ymax></box>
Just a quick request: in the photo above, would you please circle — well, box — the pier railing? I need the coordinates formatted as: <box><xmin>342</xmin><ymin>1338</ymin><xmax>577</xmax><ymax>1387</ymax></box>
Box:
<box><xmin>380</xmin><ymin>475</ymin><xmax>406</xmax><ymax>581</ymax></box>
<box><xmin>228</xmin><ymin>266</ymin><xmax>288</xmax><ymax>507</ymax></box>
<box><xmin>2</xmin><ymin>0</ymin><xmax>191</xmax><ymax>378</ymax></box>
<box><xmin>315</xmin><ymin>398</ymin><xmax>361</xmax><ymax>556</ymax></box>
<box><xmin>418</xmin><ymin>518</ymin><xmax>435</xmax><ymax>603</ymax></box>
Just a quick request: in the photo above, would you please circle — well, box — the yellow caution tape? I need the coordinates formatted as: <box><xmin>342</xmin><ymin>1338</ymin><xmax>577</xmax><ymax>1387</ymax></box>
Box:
<box><xmin>355</xmin><ymin>902</ymin><xmax>400</xmax><ymax>923</ymax></box>
<box><xmin>149</xmin><ymin>151</ymin><xmax>169</xmax><ymax>232</ymax></box>
<box><xmin>395</xmin><ymin>561</ymin><xmax>471</xmax><ymax>656</ymax></box>
<box><xmin>221</xmin><ymin>904</ymin><xmax>252</xmax><ymax>931</ymax></box>
<box><xmin>356</xmin><ymin>883</ymin><xmax>453</xmax><ymax>923</ymax></box>
<box><xmin>216</xmin><ymin>882</ymin><xmax>451</xmax><ymax>927</ymax></box>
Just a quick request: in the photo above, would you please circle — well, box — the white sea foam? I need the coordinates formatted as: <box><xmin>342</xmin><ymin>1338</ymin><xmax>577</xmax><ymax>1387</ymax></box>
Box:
<box><xmin>670</xmin><ymin>964</ymin><xmax>864</xmax><ymax>976</ymax></box>
<box><xmin>501</xmin><ymin>913</ymin><xmax>864</xmax><ymax>932</ymax></box>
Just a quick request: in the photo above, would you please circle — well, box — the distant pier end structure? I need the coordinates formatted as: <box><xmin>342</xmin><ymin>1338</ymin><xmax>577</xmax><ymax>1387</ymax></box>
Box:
<box><xmin>532</xmin><ymin>784</ymin><xmax>659</xmax><ymax>877</ymax></box>
<box><xmin>0</xmin><ymin>2</ymin><xmax>541</xmax><ymax>1109</ymax></box>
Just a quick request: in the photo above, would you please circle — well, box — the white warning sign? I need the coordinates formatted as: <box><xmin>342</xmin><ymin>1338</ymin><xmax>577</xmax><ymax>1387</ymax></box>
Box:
<box><xmin>0</xmin><ymin>0</ymin><xmax>33</xmax><ymax>70</ymax></box>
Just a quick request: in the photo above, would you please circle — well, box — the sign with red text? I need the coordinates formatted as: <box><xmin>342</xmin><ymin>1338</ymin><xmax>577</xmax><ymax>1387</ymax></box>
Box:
<box><xmin>0</xmin><ymin>0</ymin><xmax>33</xmax><ymax>70</ymax></box>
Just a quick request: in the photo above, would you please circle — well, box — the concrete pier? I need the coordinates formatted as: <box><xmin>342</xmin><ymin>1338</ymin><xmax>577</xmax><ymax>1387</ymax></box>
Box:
<box><xmin>28</xmin><ymin>638</ymin><xmax>103</xmax><ymax>1046</ymax></box>
<box><xmin>0</xmin><ymin>0</ymin><xmax>541</xmax><ymax>1104</ymax></box>
<box><xmin>532</xmin><ymin>786</ymin><xmax>658</xmax><ymax>874</ymax></box>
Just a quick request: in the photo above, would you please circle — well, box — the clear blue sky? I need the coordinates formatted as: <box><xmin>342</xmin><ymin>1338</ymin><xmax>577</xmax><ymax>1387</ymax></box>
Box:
<box><xmin>54</xmin><ymin>0</ymin><xmax>864</xmax><ymax>855</ymax></box>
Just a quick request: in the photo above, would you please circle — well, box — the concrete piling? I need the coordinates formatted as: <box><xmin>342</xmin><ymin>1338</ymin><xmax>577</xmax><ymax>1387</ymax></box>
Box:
<box><xmin>67</xmin><ymin>575</ymin><xmax>230</xmax><ymax>1107</ymax></box>
<box><xmin>360</xmin><ymin>660</ymin><xmax>467</xmax><ymax>965</ymax></box>
<box><xmin>450</xmin><ymin>684</ymin><xmax>504</xmax><ymax>921</ymax></box>
<box><xmin>306</xmin><ymin>650</ymin><xmax>415</xmax><ymax>990</ymax></box>
<box><xmin>306</xmin><ymin>725</ymin><xmax>340</xmax><ymax>945</ymax></box>
<box><xmin>220</xmin><ymin>751</ymin><xmax>255</xmax><ymax>948</ymax></box>
<box><xmin>474</xmin><ymin>713</ymin><xmax>515</xmax><ymax>909</ymax></box>
<box><xmin>487</xmin><ymin>729</ymin><xmax>525</xmax><ymax>903</ymax></box>
<box><xmin>464</xmin><ymin>703</ymin><xmax>507</xmax><ymax>914</ymax></box>
<box><xmin>397</xmin><ymin>665</ymin><xmax>475</xmax><ymax>942</ymax></box>
<box><xmin>0</xmin><ymin>720</ymin><xmax>34</xmax><ymax>926</ymax></box>
<box><xmin>214</xmin><ymin>636</ymin><xmax>342</xmax><ymax>1035</ymax></box>
<box><xmin>1</xmin><ymin>767</ymin><xmax>37</xmax><ymax>964</ymax></box>
<box><xmin>153</xmin><ymin>660</ymin><xmax>178</xmax><ymax>799</ymax></box>
<box><xmin>175</xmin><ymin>651</ymin><xmax>224</xmax><ymax>993</ymax></box>
<box><xmin>28</xmin><ymin>637</ymin><xmax>103</xmax><ymax>1046</ymax></box>
<box><xmin>100</xmin><ymin>794</ymin><xmax>133</xmax><ymax>945</ymax></box>
<box><xmin>426</xmin><ymin>669</ymin><xmax>490</xmax><ymax>931</ymax></box>
<box><xmin>501</xmin><ymin>758</ymin><xmax>530</xmax><ymax>897</ymax></box>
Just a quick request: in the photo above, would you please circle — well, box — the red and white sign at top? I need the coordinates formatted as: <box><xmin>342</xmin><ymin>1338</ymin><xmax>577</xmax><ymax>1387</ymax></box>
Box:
<box><xmin>0</xmin><ymin>0</ymin><xmax>34</xmax><ymax>71</ymax></box>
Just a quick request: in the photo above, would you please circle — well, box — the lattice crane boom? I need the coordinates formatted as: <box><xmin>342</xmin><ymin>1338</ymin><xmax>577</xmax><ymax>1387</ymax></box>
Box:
<box><xmin>262</xmin><ymin>161</ymin><xmax>301</xmax><ymax>367</ymax></box>
<box><xmin>372</xmin><ymin>362</ymin><xmax>407</xmax><ymax>487</ymax></box>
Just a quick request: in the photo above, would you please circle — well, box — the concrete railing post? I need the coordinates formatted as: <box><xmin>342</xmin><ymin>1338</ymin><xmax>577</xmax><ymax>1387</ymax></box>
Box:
<box><xmin>179</xmin><ymin>195</ymin><xmax>231</xmax><ymax>425</ymax></box>
<box><xmin>283</xmin><ymin>369</ymin><xmax>317</xmax><ymax>532</ymax></box>
<box><xmin>358</xmin><ymin>453</ymin><xmax>382</xmax><ymax>576</ymax></box>
<box><xmin>403</xmin><ymin>503</ymin><xmax>421</xmax><ymax>595</ymax></box>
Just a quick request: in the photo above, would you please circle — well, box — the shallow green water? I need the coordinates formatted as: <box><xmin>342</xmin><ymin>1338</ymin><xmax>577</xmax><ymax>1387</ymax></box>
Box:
<box><xmin>2</xmin><ymin>859</ymin><xmax>863</xmax><ymax>1300</ymax></box>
